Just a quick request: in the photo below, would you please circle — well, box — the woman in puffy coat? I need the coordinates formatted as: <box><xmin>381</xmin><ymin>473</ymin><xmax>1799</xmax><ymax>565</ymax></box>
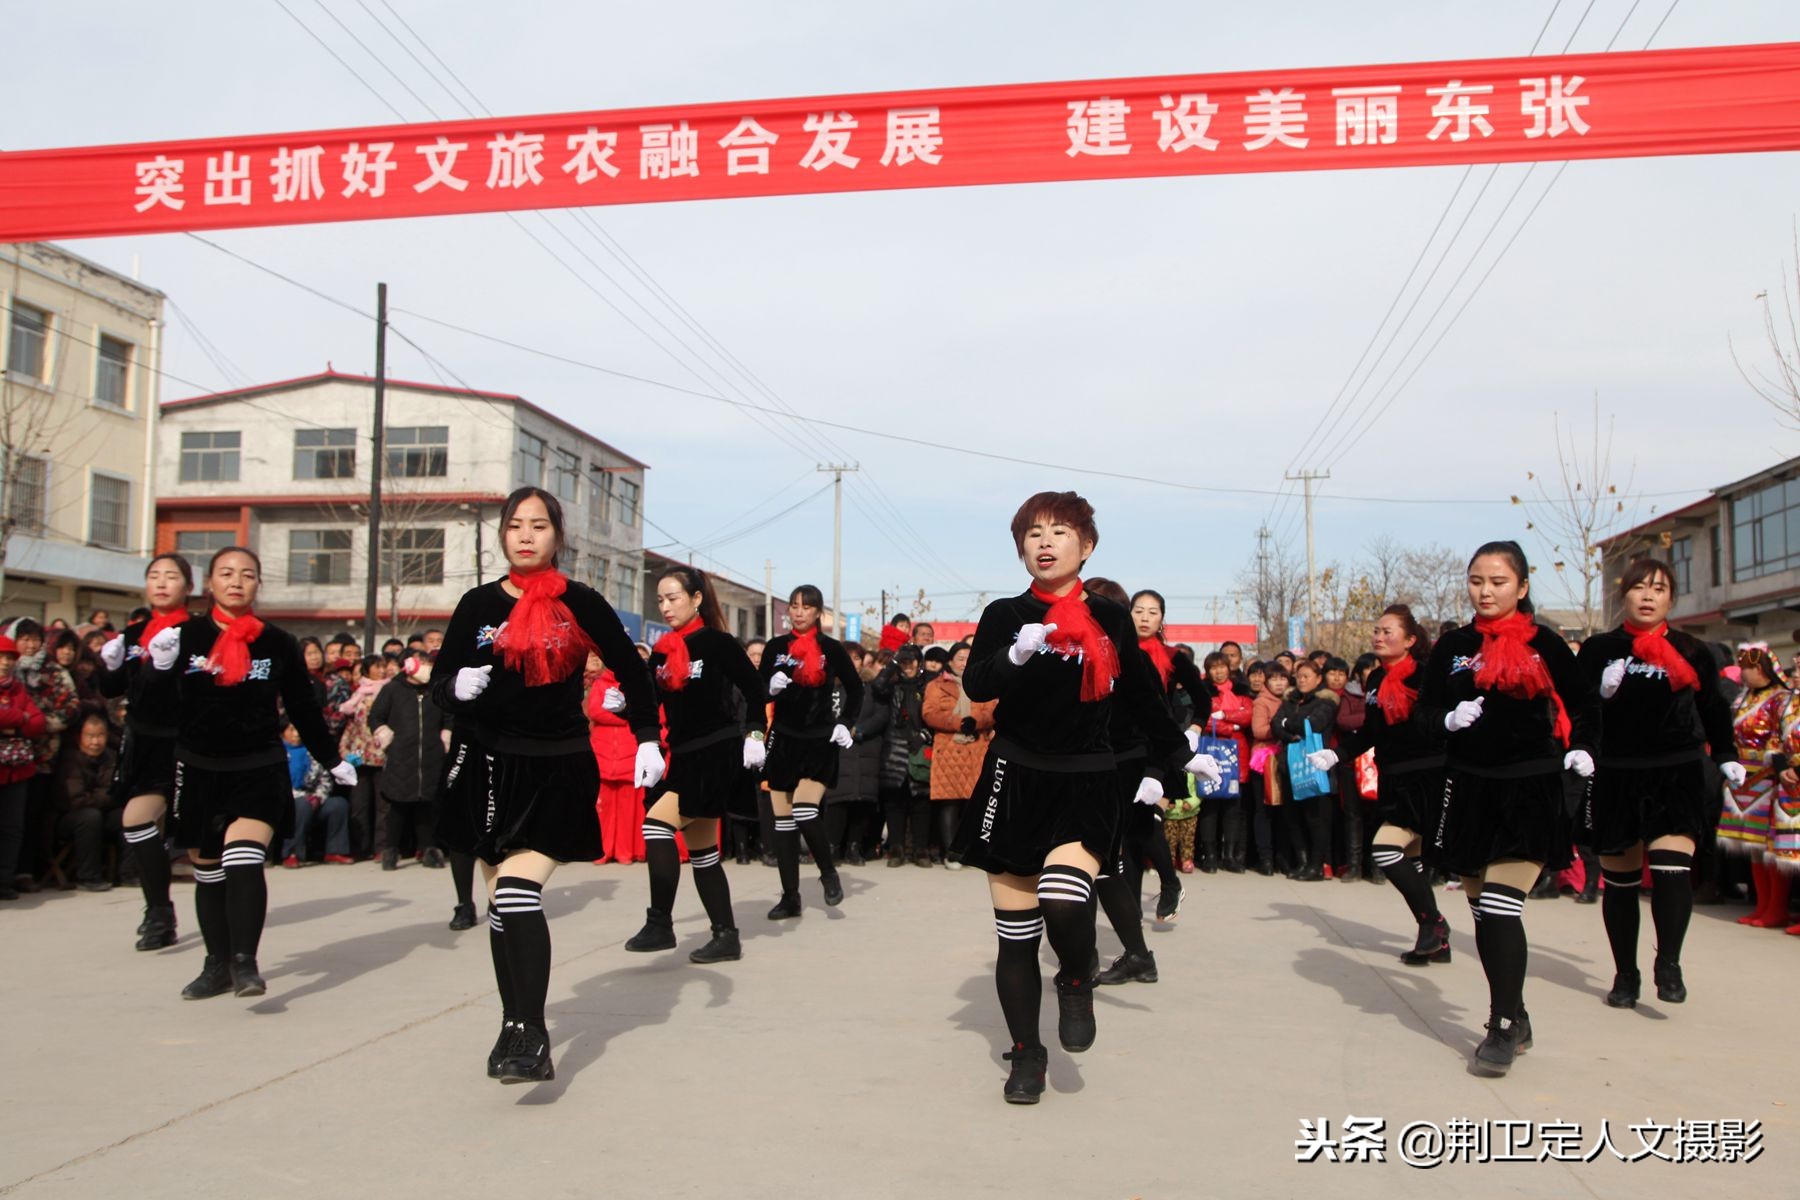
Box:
<box><xmin>0</xmin><ymin>635</ymin><xmax>48</xmax><ymax>901</ymax></box>
<box><xmin>921</xmin><ymin>641</ymin><xmax>997</xmax><ymax>871</ymax></box>
<box><xmin>1272</xmin><ymin>659</ymin><xmax>1340</xmax><ymax>881</ymax></box>
<box><xmin>873</xmin><ymin>645</ymin><xmax>933</xmax><ymax>866</ymax></box>
<box><xmin>1195</xmin><ymin>650</ymin><xmax>1254</xmax><ymax>873</ymax></box>
<box><xmin>586</xmin><ymin>653</ymin><xmax>672</xmax><ymax>866</ymax></box>
<box><xmin>824</xmin><ymin>644</ymin><xmax>886</xmax><ymax>864</ymax></box>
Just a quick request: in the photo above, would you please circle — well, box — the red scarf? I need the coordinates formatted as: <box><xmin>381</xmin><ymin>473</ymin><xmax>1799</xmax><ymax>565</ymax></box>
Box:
<box><xmin>1139</xmin><ymin>635</ymin><xmax>1174</xmax><ymax>688</ymax></box>
<box><xmin>1623</xmin><ymin>620</ymin><xmax>1700</xmax><ymax>692</ymax></box>
<box><xmin>207</xmin><ymin>606</ymin><xmax>265</xmax><ymax>688</ymax></box>
<box><xmin>1473</xmin><ymin>611</ymin><xmax>1570</xmax><ymax>747</ymax></box>
<box><xmin>1375</xmin><ymin>653</ymin><xmax>1419</xmax><ymax>724</ymax></box>
<box><xmin>787</xmin><ymin>627</ymin><xmax>827</xmax><ymax>687</ymax></box>
<box><xmin>654</xmin><ymin>617</ymin><xmax>704</xmax><ymax>691</ymax></box>
<box><xmin>497</xmin><ymin>569</ymin><xmax>596</xmax><ymax>687</ymax></box>
<box><xmin>139</xmin><ymin>607</ymin><xmax>187</xmax><ymax>652</ymax></box>
<box><xmin>1029</xmin><ymin>579</ymin><xmax>1120</xmax><ymax>702</ymax></box>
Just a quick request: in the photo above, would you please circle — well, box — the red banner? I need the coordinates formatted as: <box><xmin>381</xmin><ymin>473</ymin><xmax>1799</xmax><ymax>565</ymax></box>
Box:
<box><xmin>3</xmin><ymin>42</ymin><xmax>1796</xmax><ymax>242</ymax></box>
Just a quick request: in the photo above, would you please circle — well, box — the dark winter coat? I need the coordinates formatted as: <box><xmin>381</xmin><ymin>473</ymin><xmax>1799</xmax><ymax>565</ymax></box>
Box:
<box><xmin>872</xmin><ymin>664</ymin><xmax>931</xmax><ymax>794</ymax></box>
<box><xmin>368</xmin><ymin>674</ymin><xmax>447</xmax><ymax>805</ymax></box>
<box><xmin>825</xmin><ymin>676</ymin><xmax>886</xmax><ymax>806</ymax></box>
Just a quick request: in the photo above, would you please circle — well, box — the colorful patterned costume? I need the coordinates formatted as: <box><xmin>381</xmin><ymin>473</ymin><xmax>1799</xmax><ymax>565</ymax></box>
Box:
<box><xmin>1719</xmin><ymin>684</ymin><xmax>1785</xmax><ymax>853</ymax></box>
<box><xmin>1770</xmin><ymin>691</ymin><xmax>1800</xmax><ymax>871</ymax></box>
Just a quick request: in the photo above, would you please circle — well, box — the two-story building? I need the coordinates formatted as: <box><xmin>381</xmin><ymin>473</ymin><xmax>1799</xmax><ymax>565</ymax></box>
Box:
<box><xmin>156</xmin><ymin>370</ymin><xmax>649</xmax><ymax>643</ymax></box>
<box><xmin>0</xmin><ymin>242</ymin><xmax>164</xmax><ymax>622</ymax></box>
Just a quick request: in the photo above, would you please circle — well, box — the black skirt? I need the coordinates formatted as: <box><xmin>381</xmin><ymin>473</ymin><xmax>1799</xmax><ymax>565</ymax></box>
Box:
<box><xmin>171</xmin><ymin>758</ymin><xmax>293</xmax><ymax>859</ymax></box>
<box><xmin>1373</xmin><ymin>763</ymin><xmax>1447</xmax><ymax>838</ymax></box>
<box><xmin>436</xmin><ymin>735</ymin><xmax>603</xmax><ymax>866</ymax></box>
<box><xmin>1429</xmin><ymin>766</ymin><xmax>1573</xmax><ymax>875</ymax></box>
<box><xmin>112</xmin><ymin>728</ymin><xmax>177</xmax><ymax>805</ymax></box>
<box><xmin>765</xmin><ymin>729</ymin><xmax>839</xmax><ymax>792</ymax></box>
<box><xmin>1580</xmin><ymin>759</ymin><xmax>1710</xmax><ymax>855</ymax></box>
<box><xmin>1109</xmin><ymin>760</ymin><xmax>1164</xmax><ymax>876</ymax></box>
<box><xmin>949</xmin><ymin>745</ymin><xmax>1118</xmax><ymax>877</ymax></box>
<box><xmin>653</xmin><ymin>735</ymin><xmax>739</xmax><ymax>820</ymax></box>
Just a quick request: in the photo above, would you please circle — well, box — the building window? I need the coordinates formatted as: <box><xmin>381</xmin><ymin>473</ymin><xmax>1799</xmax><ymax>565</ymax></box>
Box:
<box><xmin>289</xmin><ymin>529</ymin><xmax>353</xmax><ymax>585</ymax></box>
<box><xmin>95</xmin><ymin>335</ymin><xmax>133</xmax><ymax>409</ymax></box>
<box><xmin>616</xmin><ymin>477</ymin><xmax>640</xmax><ymax>527</ymax></box>
<box><xmin>386</xmin><ymin>425</ymin><xmax>448</xmax><ymax>477</ymax></box>
<box><xmin>175</xmin><ymin>530</ymin><xmax>237</xmax><ymax>559</ymax></box>
<box><xmin>551</xmin><ymin>448</ymin><xmax>580</xmax><ymax>500</ymax></box>
<box><xmin>1710</xmin><ymin>524</ymin><xmax>1722</xmax><ymax>588</ymax></box>
<box><xmin>561</xmin><ymin>545</ymin><xmax>580</xmax><ymax>584</ymax></box>
<box><xmin>88</xmin><ymin>474</ymin><xmax>130</xmax><ymax>549</ymax></box>
<box><xmin>380</xmin><ymin>527</ymin><xmax>445</xmax><ymax>586</ymax></box>
<box><xmin>515</xmin><ymin>430</ymin><xmax>547</xmax><ymax>488</ymax></box>
<box><xmin>1731</xmin><ymin>478</ymin><xmax>1800</xmax><ymax>581</ymax></box>
<box><xmin>5</xmin><ymin>455</ymin><xmax>47</xmax><ymax>536</ymax></box>
<box><xmin>294</xmin><ymin>428</ymin><xmax>357</xmax><ymax>480</ymax></box>
<box><xmin>613</xmin><ymin>563</ymin><xmax>638</xmax><ymax>613</ymax></box>
<box><xmin>6</xmin><ymin>302</ymin><xmax>49</xmax><ymax>381</ymax></box>
<box><xmin>594</xmin><ymin>555</ymin><xmax>611</xmax><ymax>595</ymax></box>
<box><xmin>589</xmin><ymin>470</ymin><xmax>613</xmax><ymax>533</ymax></box>
<box><xmin>179</xmin><ymin>431</ymin><xmax>241</xmax><ymax>482</ymax></box>
<box><xmin>1668</xmin><ymin>535</ymin><xmax>1692</xmax><ymax>596</ymax></box>
<box><xmin>736</xmin><ymin>608</ymin><xmax>749</xmax><ymax>640</ymax></box>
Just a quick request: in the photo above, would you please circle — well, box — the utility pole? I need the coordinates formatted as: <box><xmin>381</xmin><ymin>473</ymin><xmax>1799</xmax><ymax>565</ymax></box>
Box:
<box><xmin>764</xmin><ymin>558</ymin><xmax>774</xmax><ymax>639</ymax></box>
<box><xmin>881</xmin><ymin>589</ymin><xmax>889</xmax><ymax>628</ymax></box>
<box><xmin>1284</xmin><ymin>469</ymin><xmax>1329</xmax><ymax>649</ymax></box>
<box><xmin>817</xmin><ymin>463</ymin><xmax>858</xmax><ymax>637</ymax></box>
<box><xmin>1254</xmin><ymin>524</ymin><xmax>1271</xmax><ymax>650</ymax></box>
<box><xmin>363</xmin><ymin>282</ymin><xmax>388</xmax><ymax>653</ymax></box>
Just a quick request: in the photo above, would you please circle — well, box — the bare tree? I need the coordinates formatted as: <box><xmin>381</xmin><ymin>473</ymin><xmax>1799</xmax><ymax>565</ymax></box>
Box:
<box><xmin>1400</xmin><ymin>544</ymin><xmax>1469</xmax><ymax>630</ymax></box>
<box><xmin>1233</xmin><ymin>534</ymin><xmax>1309</xmax><ymax>654</ymax></box>
<box><xmin>1732</xmin><ymin>223</ymin><xmax>1800</xmax><ymax>430</ymax></box>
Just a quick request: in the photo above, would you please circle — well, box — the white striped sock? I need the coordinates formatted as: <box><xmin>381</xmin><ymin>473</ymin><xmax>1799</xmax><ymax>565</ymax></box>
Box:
<box><xmin>487</xmin><ymin>908</ymin><xmax>504</xmax><ymax>932</ymax></box>
<box><xmin>774</xmin><ymin>819</ymin><xmax>797</xmax><ymax>832</ymax></box>
<box><xmin>220</xmin><ymin>848</ymin><xmax>266</xmax><ymax>868</ymax></box>
<box><xmin>492</xmin><ymin>887</ymin><xmax>542</xmax><ymax>914</ymax></box>
<box><xmin>690</xmin><ymin>849</ymin><xmax>722</xmax><ymax>869</ymax></box>
<box><xmin>792</xmin><ymin>805</ymin><xmax>819</xmax><ymax>823</ymax></box>
<box><xmin>1476</xmin><ymin>893</ymin><xmax>1525</xmax><ymax>919</ymax></box>
<box><xmin>995</xmin><ymin>916</ymin><xmax>1044</xmax><ymax>941</ymax></box>
<box><xmin>1372</xmin><ymin>847</ymin><xmax>1406</xmax><ymax>869</ymax></box>
<box><xmin>123</xmin><ymin>824</ymin><xmax>161</xmax><ymax>844</ymax></box>
<box><xmin>642</xmin><ymin>824</ymin><xmax>678</xmax><ymax>840</ymax></box>
<box><xmin>193</xmin><ymin>866</ymin><xmax>226</xmax><ymax>885</ymax></box>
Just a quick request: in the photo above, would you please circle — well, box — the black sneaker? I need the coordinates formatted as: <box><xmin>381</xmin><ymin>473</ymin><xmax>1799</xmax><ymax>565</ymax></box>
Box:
<box><xmin>1604</xmin><ymin>970</ymin><xmax>1641</xmax><ymax>1009</ymax></box>
<box><xmin>448</xmin><ymin>902</ymin><xmax>477</xmax><ymax>932</ymax></box>
<box><xmin>1054</xmin><ymin>968</ymin><xmax>1097</xmax><ymax>1053</ymax></box>
<box><xmin>1654</xmin><ymin>959</ymin><xmax>1687</xmax><ymax>1004</ymax></box>
<box><xmin>1154</xmin><ymin>885</ymin><xmax>1183</xmax><ymax>924</ymax></box>
<box><xmin>1399</xmin><ymin>916</ymin><xmax>1451</xmax><ymax>966</ymax></box>
<box><xmin>380</xmin><ymin>849</ymin><xmax>399</xmax><ymax>871</ymax></box>
<box><xmin>487</xmin><ymin>1021</ymin><xmax>519</xmax><ymax>1078</ymax></box>
<box><xmin>135</xmin><ymin>905</ymin><xmax>178</xmax><ymax>951</ymax></box>
<box><xmin>497</xmin><ymin>1024</ymin><xmax>554</xmax><ymax>1084</ymax></box>
<box><xmin>624</xmin><ymin>908</ymin><xmax>677</xmax><ymax>953</ymax></box>
<box><xmin>1472</xmin><ymin>1012</ymin><xmax>1530</xmax><ymax>1076</ymax></box>
<box><xmin>821</xmin><ymin>874</ymin><xmax>844</xmax><ymax>907</ymax></box>
<box><xmin>230</xmin><ymin>953</ymin><xmax>266</xmax><ymax>998</ymax></box>
<box><xmin>766</xmin><ymin>892</ymin><xmax>802</xmax><ymax>920</ymax></box>
<box><xmin>1002</xmin><ymin>1043</ymin><xmax>1048</xmax><ymax>1105</ymax></box>
<box><xmin>689</xmin><ymin>926</ymin><xmax>742</xmax><ymax>964</ymax></box>
<box><xmin>1095</xmin><ymin>950</ymin><xmax>1158</xmax><ymax>986</ymax></box>
<box><xmin>181</xmin><ymin>956</ymin><xmax>233</xmax><ymax>1000</ymax></box>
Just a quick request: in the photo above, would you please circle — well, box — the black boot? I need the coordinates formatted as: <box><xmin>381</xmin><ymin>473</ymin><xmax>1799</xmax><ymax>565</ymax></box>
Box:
<box><xmin>1002</xmin><ymin>1043</ymin><xmax>1048</xmax><ymax>1104</ymax></box>
<box><xmin>135</xmin><ymin>904</ymin><xmax>177</xmax><ymax>951</ymax></box>
<box><xmin>448</xmin><ymin>902</ymin><xmax>478</xmax><ymax>931</ymax></box>
<box><xmin>1398</xmin><ymin>915</ymin><xmax>1451</xmax><ymax>966</ymax></box>
<box><xmin>380</xmin><ymin>848</ymin><xmax>399</xmax><ymax>871</ymax></box>
<box><xmin>624</xmin><ymin>908</ymin><xmax>677</xmax><ymax>953</ymax></box>
<box><xmin>487</xmin><ymin>1021</ymin><xmax>519</xmax><ymax>1078</ymax></box>
<box><xmin>181</xmin><ymin>955</ymin><xmax>233</xmax><ymax>1000</ymax></box>
<box><xmin>886</xmin><ymin>848</ymin><xmax>905</xmax><ymax>868</ymax></box>
<box><xmin>1095</xmin><ymin>950</ymin><xmax>1158</xmax><ymax>985</ymax></box>
<box><xmin>1154</xmin><ymin>884</ymin><xmax>1184</xmax><ymax>923</ymax></box>
<box><xmin>767</xmin><ymin>891</ymin><xmax>802</xmax><ymax>920</ymax></box>
<box><xmin>1654</xmin><ymin>958</ymin><xmax>1687</xmax><ymax>1004</ymax></box>
<box><xmin>230</xmin><ymin>953</ymin><xmax>266</xmax><ymax>998</ymax></box>
<box><xmin>1197</xmin><ymin>850</ymin><xmax>1219</xmax><ymax>874</ymax></box>
<box><xmin>821</xmin><ymin>873</ymin><xmax>844</xmax><ymax>907</ymax></box>
<box><xmin>496</xmin><ymin>1022</ymin><xmax>554</xmax><ymax>1084</ymax></box>
<box><xmin>1604</xmin><ymin>970</ymin><xmax>1641</xmax><ymax>1008</ymax></box>
<box><xmin>689</xmin><ymin>926</ymin><xmax>742</xmax><ymax>964</ymax></box>
<box><xmin>1472</xmin><ymin>1011</ymin><xmax>1531</xmax><ymax>1076</ymax></box>
<box><xmin>1054</xmin><ymin>963</ymin><xmax>1097</xmax><ymax>1053</ymax></box>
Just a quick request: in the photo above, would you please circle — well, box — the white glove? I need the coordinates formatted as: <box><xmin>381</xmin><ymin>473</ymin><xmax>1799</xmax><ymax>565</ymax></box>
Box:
<box><xmin>1133</xmin><ymin>776</ymin><xmax>1164</xmax><ymax>806</ymax></box>
<box><xmin>453</xmin><ymin>664</ymin><xmax>493</xmax><ymax>702</ymax></box>
<box><xmin>1444</xmin><ymin>696</ymin><xmax>1485</xmax><ymax>732</ymax></box>
<box><xmin>1563</xmin><ymin>749</ymin><xmax>1595</xmax><ymax>778</ymax></box>
<box><xmin>602</xmin><ymin>686</ymin><xmax>626</xmax><ymax>713</ymax></box>
<box><xmin>830</xmin><ymin>723</ymin><xmax>854</xmax><ymax>749</ymax></box>
<box><xmin>373</xmin><ymin>726</ymin><xmax>396</xmax><ymax>751</ymax></box>
<box><xmin>1184</xmin><ymin>728</ymin><xmax>1201</xmax><ymax>753</ymax></box>
<box><xmin>768</xmin><ymin>670</ymin><xmax>791</xmax><ymax>696</ymax></box>
<box><xmin>634</xmin><ymin>741</ymin><xmax>666</xmax><ymax>789</ymax></box>
<box><xmin>1185</xmin><ymin>753</ymin><xmax>1223</xmax><ymax>785</ymax></box>
<box><xmin>1307</xmin><ymin>749</ymin><xmax>1339</xmax><ymax>772</ymax></box>
<box><xmin>100</xmin><ymin>635</ymin><xmax>126</xmax><ymax>672</ymax></box>
<box><xmin>1599</xmin><ymin>659</ymin><xmax>1627</xmax><ymax>700</ymax></box>
<box><xmin>742</xmin><ymin>736</ymin><xmax>767</xmax><ymax>769</ymax></box>
<box><xmin>1008</xmin><ymin>622</ymin><xmax>1058</xmax><ymax>666</ymax></box>
<box><xmin>330</xmin><ymin>760</ymin><xmax>358</xmax><ymax>789</ymax></box>
<box><xmin>1721</xmin><ymin>761</ymin><xmax>1747</xmax><ymax>789</ymax></box>
<box><xmin>147</xmin><ymin>626</ymin><xmax>180</xmax><ymax>671</ymax></box>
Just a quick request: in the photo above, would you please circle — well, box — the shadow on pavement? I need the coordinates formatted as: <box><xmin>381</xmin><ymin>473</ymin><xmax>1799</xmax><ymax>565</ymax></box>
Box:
<box><xmin>947</xmin><ymin>970</ymin><xmax>1087</xmax><ymax>1097</ymax></box>
<box><xmin>266</xmin><ymin>887</ymin><xmax>411</xmax><ymax>928</ymax></box>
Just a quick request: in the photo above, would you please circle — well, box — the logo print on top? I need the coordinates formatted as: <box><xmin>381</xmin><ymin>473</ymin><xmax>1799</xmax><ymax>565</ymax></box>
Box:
<box><xmin>476</xmin><ymin>624</ymin><xmax>501</xmax><ymax>649</ymax></box>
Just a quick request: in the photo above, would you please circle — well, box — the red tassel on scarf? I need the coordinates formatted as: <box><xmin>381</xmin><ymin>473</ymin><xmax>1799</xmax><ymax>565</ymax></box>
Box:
<box><xmin>1376</xmin><ymin>652</ymin><xmax>1419</xmax><ymax>725</ymax></box>
<box><xmin>497</xmin><ymin>569</ymin><xmax>596</xmax><ymax>687</ymax></box>
<box><xmin>207</xmin><ymin>606</ymin><xmax>265</xmax><ymax>687</ymax></box>
<box><xmin>1029</xmin><ymin>579</ymin><xmax>1119</xmax><ymax>702</ymax></box>
<box><xmin>1622</xmin><ymin>620</ymin><xmax>1700</xmax><ymax>692</ymax></box>
<box><xmin>788</xmin><ymin>627</ymin><xmax>828</xmax><ymax>687</ymax></box>
<box><xmin>1139</xmin><ymin>635</ymin><xmax>1174</xmax><ymax>689</ymax></box>
<box><xmin>654</xmin><ymin>617</ymin><xmax>704</xmax><ymax>691</ymax></box>
<box><xmin>1473</xmin><ymin>611</ymin><xmax>1570</xmax><ymax>747</ymax></box>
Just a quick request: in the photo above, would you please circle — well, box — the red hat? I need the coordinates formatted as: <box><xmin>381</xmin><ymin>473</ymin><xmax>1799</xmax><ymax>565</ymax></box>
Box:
<box><xmin>0</xmin><ymin>636</ymin><xmax>17</xmax><ymax>655</ymax></box>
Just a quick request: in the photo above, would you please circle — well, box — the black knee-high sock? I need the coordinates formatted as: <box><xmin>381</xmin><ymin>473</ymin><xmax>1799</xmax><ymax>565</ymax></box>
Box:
<box><xmin>1648</xmin><ymin>849</ymin><xmax>1694</xmax><ymax>965</ymax></box>
<box><xmin>1373</xmin><ymin>844</ymin><xmax>1439</xmax><ymax>922</ymax></box>
<box><xmin>192</xmin><ymin>864</ymin><xmax>228</xmax><ymax>960</ymax></box>
<box><xmin>487</xmin><ymin>904</ymin><xmax>517</xmax><ymax>1021</ymax></box>
<box><xmin>792</xmin><ymin>800</ymin><xmax>837</xmax><ymax>878</ymax></box>
<box><xmin>1600</xmin><ymin>866</ymin><xmax>1642</xmax><ymax>975</ymax></box>
<box><xmin>1473</xmin><ymin>883</ymin><xmax>1528</xmax><ymax>1021</ymax></box>
<box><xmin>642</xmin><ymin>817</ymin><xmax>681</xmax><ymax>915</ymax></box>
<box><xmin>124</xmin><ymin>821</ymin><xmax>171</xmax><ymax>909</ymax></box>
<box><xmin>219</xmin><ymin>840</ymin><xmax>268</xmax><ymax>959</ymax></box>
<box><xmin>450</xmin><ymin>850</ymin><xmax>475</xmax><ymax>908</ymax></box>
<box><xmin>688</xmin><ymin>844</ymin><xmax>735</xmax><ymax>930</ymax></box>
<box><xmin>772</xmin><ymin>810</ymin><xmax>800</xmax><ymax>895</ymax></box>
<box><xmin>1096</xmin><ymin>874</ymin><xmax>1149</xmax><ymax>957</ymax></box>
<box><xmin>993</xmin><ymin>907</ymin><xmax>1044</xmax><ymax>1048</ymax></box>
<box><xmin>493</xmin><ymin>877</ymin><xmax>549</xmax><ymax>1028</ymax></box>
<box><xmin>1036</xmin><ymin>865</ymin><xmax>1097</xmax><ymax>980</ymax></box>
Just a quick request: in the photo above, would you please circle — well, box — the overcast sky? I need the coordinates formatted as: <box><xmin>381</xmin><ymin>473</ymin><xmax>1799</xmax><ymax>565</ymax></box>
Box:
<box><xmin>11</xmin><ymin>1</ymin><xmax>1797</xmax><ymax>626</ymax></box>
